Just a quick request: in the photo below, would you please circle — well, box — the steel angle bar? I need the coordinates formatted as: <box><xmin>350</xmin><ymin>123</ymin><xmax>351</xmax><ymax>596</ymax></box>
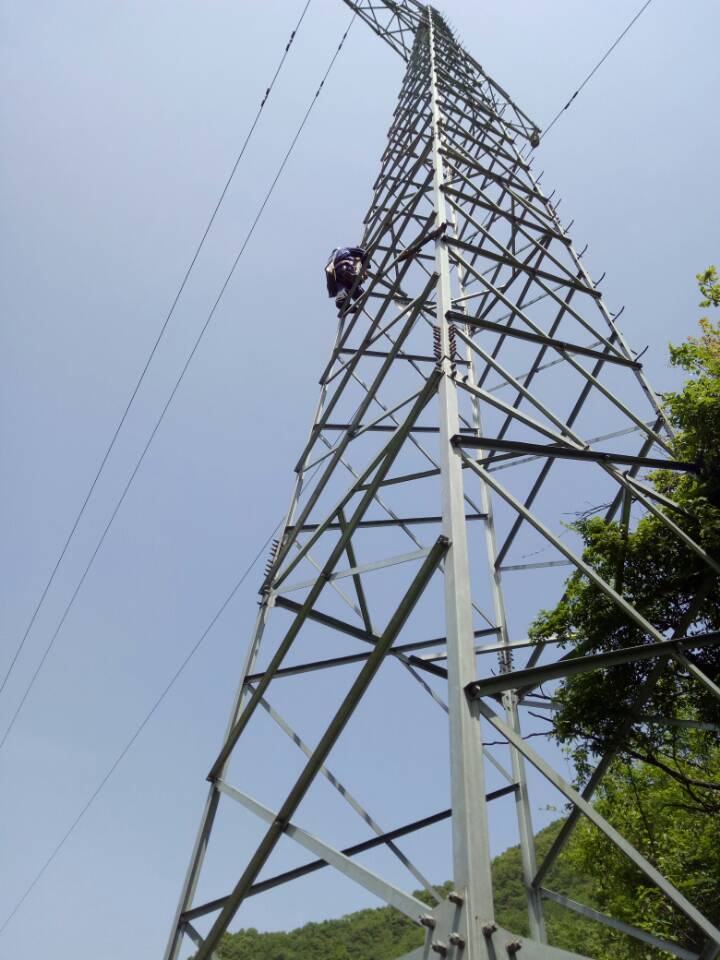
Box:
<box><xmin>455</xmin><ymin>435</ymin><xmax>697</xmax><ymax>474</ymax></box>
<box><xmin>323</xmin><ymin>422</ymin><xmax>440</xmax><ymax>432</ymax></box>
<box><xmin>482</xmin><ymin>308</ymin><xmax>621</xmax><ymax>561</ymax></box>
<box><xmin>273</xmin><ymin>594</ymin><xmax>376</xmax><ymax>644</ymax></box>
<box><xmin>181</xmin><ymin>923</ymin><xmax>209</xmax><ymax>951</ymax></box>
<box><xmin>427</xmin><ymin>8</ymin><xmax>498</xmax><ymax>925</ymax></box>
<box><xmin>339</xmin><ymin>1</ymin><xmax>422</xmax><ymax>62</ymax></box>
<box><xmin>336</xmin><ymin>506</ymin><xmax>374</xmax><ymax>634</ymax></box>
<box><xmin>326</xmin><ymin>354</ymin><xmax>491</xmax><ymax>541</ymax></box>
<box><xmin>519</xmin><ymin>698</ymin><xmax>557</xmax><ymax>711</ymax></box>
<box><xmin>472</xmin><ymin>698</ymin><xmax>720</xmax><ymax>948</ymax></box>
<box><xmin>673</xmin><ymin>649</ymin><xmax>720</xmax><ymax>702</ymax></box>
<box><xmin>441</xmin><ymin>148</ymin><xmax>556</xmax><ymax>230</ymax></box>
<box><xmin>449</xmin><ymin>312</ymin><xmax>640</xmax><ymax>369</ymax></box>
<box><xmin>243</xmin><ymin>628</ymin><xmax>488</xmax><ymax>684</ymax></box>
<box><xmin>341</xmin><ymin>386</ymin><xmax>427</xmax><ymax>436</ymax></box>
<box><xmin>163</xmin><ymin>597</ymin><xmax>277</xmax><ymax>960</ymax></box>
<box><xmin>209</xmin><ymin>378</ymin><xmax>441</xmax><ymax>783</ymax></box>
<box><xmin>278</xmin><ymin>547</ymin><xmax>431</xmax><ymax>594</ymax></box>
<box><xmin>532</xmin><ymin>582</ymin><xmax>718</xmax><ymax>890</ymax></box>
<box><xmin>195</xmin><ymin>538</ymin><xmax>449</xmax><ymax>959</ymax></box>
<box><xmin>605</xmin><ymin>416</ymin><xmax>665</xmax><ymax>520</ymax></box>
<box><xmin>700</xmin><ymin>941</ymin><xmax>720</xmax><ymax>960</ymax></box>
<box><xmin>467</xmin><ymin>632</ymin><xmax>720</xmax><ymax>699</ymax></box>
<box><xmin>360</xmin><ymin>464</ymin><xmax>441</xmax><ymax>490</ymax></box>
<box><xmin>462</xmin><ymin>455</ymin><xmax>666</xmax><ymax>643</ymax></box>
<box><xmin>443</xmin><ymin>184</ymin><xmax>566</xmax><ymax>244</ymax></box>
<box><xmin>539</xmin><ymin>889</ymin><xmax>698</xmax><ymax>960</ymax></box>
<box><xmin>469</xmin><ymin>636</ymin><xmax>561</xmax><ymax>658</ymax></box>
<box><xmin>362</xmin><ymin>209</ymin><xmax>443</xmax><ymax>294</ymax></box>
<box><xmin>270</xmin><ymin>598</ymin><xmax>448</xmax><ymax>683</ymax></box>
<box><xmin>250</xmin><ymin>690</ymin><xmax>440</xmax><ymax>900</ymax></box>
<box><xmin>651</xmin><ymin>717</ymin><xmax>720</xmax><ymax>731</ymax></box>
<box><xmin>447</xmin><ymin>244</ymin><xmax>637</xmax><ymax>375</ymax></box>
<box><xmin>439</xmin><ymin>109</ymin><xmax>522</xmax><ymax>171</ymax></box>
<box><xmin>453</xmin><ymin>329</ymin><xmax>586</xmax><ymax>439</ymax></box>
<box><xmin>301</xmin><ymin>386</ymin><xmax>425</xmax><ymax>472</ymax></box>
<box><xmin>317</xmin><ymin>435</ymin><xmax>427</xmax><ymax>552</ymax></box>
<box><xmin>447</xmin><ymin>234</ymin><xmax>599</xmax><ymax>300</ymax></box>
<box><xmin>439</xmin><ymin>156</ymin><xmax>589</xmax><ymax>289</ymax></box>
<box><xmin>290</xmin><ymin>537</ymin><xmax>363</xmax><ymax>619</ymax></box>
<box><xmin>441</xmin><ymin>190</ymin><xmax>614</xmax><ymax>350</ymax></box>
<box><xmin>472</xmin><ymin>260</ymin><xmax>576</xmax><ymax>389</ymax></box>
<box><xmin>337</xmin><ymin>347</ymin><xmax>455</xmax><ymax>364</ymax></box>
<box><xmin>500</xmin><ymin>560</ymin><xmax>572</xmax><ymax>572</ymax></box>
<box><xmin>279</xmin><ymin>419</ymin><xmax>434</xmax><ymax>591</ymax></box>
<box><xmin>618</xmin><ymin>475</ymin><xmax>720</xmax><ymax>575</ymax></box>
<box><xmin>516</xmin><ymin>153</ymin><xmax>673</xmax><ymax>436</ymax></box>
<box><xmin>622</xmin><ymin>471</ymin><xmax>694</xmax><ymax>518</ymax></box>
<box><xmin>277</xmin><ymin>337</ymin><xmax>440</xmax><ymax>587</ymax></box>
<box><xmin>217</xmin><ymin>782</ymin><xmax>429</xmax><ymax>923</ymax></box>
<box><xmin>455</xmin><ymin>379</ymin><xmax>578</xmax><ymax>447</ymax></box>
<box><xmin>184</xmin><ymin>786</ymin><xmax>518</xmax><ymax>926</ymax></box>
<box><xmin>293</xmin><ymin>513</ymin><xmax>485</xmax><ymax>532</ymax></box>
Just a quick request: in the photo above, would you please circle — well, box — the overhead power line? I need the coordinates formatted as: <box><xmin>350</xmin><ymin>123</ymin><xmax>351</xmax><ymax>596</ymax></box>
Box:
<box><xmin>541</xmin><ymin>0</ymin><xmax>656</xmax><ymax>140</ymax></box>
<box><xmin>0</xmin><ymin>13</ymin><xmax>356</xmax><ymax>754</ymax></box>
<box><xmin>0</xmin><ymin>0</ymin><xmax>313</xmax><ymax>704</ymax></box>
<box><xmin>0</xmin><ymin>440</ymin><xmax>325</xmax><ymax>935</ymax></box>
<box><xmin>0</xmin><ymin>520</ymin><xmax>282</xmax><ymax>935</ymax></box>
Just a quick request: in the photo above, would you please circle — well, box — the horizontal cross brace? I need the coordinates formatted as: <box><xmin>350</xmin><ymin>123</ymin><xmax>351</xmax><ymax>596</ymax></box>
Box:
<box><xmin>215</xmin><ymin>782</ymin><xmax>429</xmax><ymax>923</ymax></box>
<box><xmin>451</xmin><ymin>435</ymin><xmax>698</xmax><ymax>474</ymax></box>
<box><xmin>278</xmin><ymin>547</ymin><xmax>430</xmax><ymax>595</ymax></box>
<box><xmin>179</xmin><ymin>784</ymin><xmax>517</xmax><ymax>924</ymax></box>
<box><xmin>338</xmin><ymin>347</ymin><xmax>468</xmax><ymax>365</ymax></box>
<box><xmin>290</xmin><ymin>512</ymin><xmax>487</xmax><ymax>532</ymax></box>
<box><xmin>444</xmin><ymin>235</ymin><xmax>601</xmax><ymax>298</ymax></box>
<box><xmin>322</xmin><ymin>423</ymin><xmax>442</xmax><ymax>434</ymax></box>
<box><xmin>499</xmin><ymin>560</ymin><xmax>573</xmax><ymax>572</ymax></box>
<box><xmin>445</xmin><ymin>311</ymin><xmax>640</xmax><ymax>369</ymax></box>
<box><xmin>271</xmin><ymin>596</ymin><xmax>454</xmax><ymax>680</ymax></box>
<box><xmin>466</xmin><ymin>631</ymin><xmax>720</xmax><ymax>698</ymax></box>
<box><xmin>244</xmin><ymin>635</ymin><xmax>469</xmax><ymax>685</ymax></box>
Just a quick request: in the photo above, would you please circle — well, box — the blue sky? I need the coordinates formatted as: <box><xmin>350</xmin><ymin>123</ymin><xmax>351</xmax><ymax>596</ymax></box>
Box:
<box><xmin>1</xmin><ymin>1</ymin><xmax>718</xmax><ymax>957</ymax></box>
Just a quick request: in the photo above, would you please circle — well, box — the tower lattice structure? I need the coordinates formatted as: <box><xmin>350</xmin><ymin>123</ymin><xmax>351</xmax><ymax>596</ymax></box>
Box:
<box><xmin>164</xmin><ymin>4</ymin><xmax>720</xmax><ymax>958</ymax></box>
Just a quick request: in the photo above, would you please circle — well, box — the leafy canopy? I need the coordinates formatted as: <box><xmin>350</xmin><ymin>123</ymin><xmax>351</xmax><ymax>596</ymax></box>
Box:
<box><xmin>529</xmin><ymin>269</ymin><xmax>720</xmax><ymax>802</ymax></box>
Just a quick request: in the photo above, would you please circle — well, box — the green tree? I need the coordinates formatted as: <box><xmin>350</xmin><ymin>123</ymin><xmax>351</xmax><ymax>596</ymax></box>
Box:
<box><xmin>527</xmin><ymin>268</ymin><xmax>720</xmax><ymax>954</ymax></box>
<box><xmin>564</xmin><ymin>752</ymin><xmax>720</xmax><ymax>957</ymax></box>
<box><xmin>529</xmin><ymin>268</ymin><xmax>720</xmax><ymax>803</ymax></box>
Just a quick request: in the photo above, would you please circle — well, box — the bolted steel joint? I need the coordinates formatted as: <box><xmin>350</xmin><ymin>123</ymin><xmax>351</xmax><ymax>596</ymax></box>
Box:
<box><xmin>447</xmin><ymin>891</ymin><xmax>464</xmax><ymax>905</ymax></box>
<box><xmin>505</xmin><ymin>939</ymin><xmax>522</xmax><ymax>955</ymax></box>
<box><xmin>449</xmin><ymin>933</ymin><xmax>465</xmax><ymax>949</ymax></box>
<box><xmin>420</xmin><ymin>914</ymin><xmax>437</xmax><ymax>929</ymax></box>
<box><xmin>431</xmin><ymin>942</ymin><xmax>448</xmax><ymax>957</ymax></box>
<box><xmin>481</xmin><ymin>922</ymin><xmax>497</xmax><ymax>937</ymax></box>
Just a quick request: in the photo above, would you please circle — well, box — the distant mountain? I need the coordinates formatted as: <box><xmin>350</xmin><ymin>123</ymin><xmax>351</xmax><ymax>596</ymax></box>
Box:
<box><xmin>201</xmin><ymin>820</ymin><xmax>622</xmax><ymax>960</ymax></box>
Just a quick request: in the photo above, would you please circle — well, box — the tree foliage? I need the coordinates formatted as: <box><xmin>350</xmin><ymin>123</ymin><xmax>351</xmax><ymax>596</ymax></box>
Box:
<box><xmin>208</xmin><ymin>821</ymin><xmax>615</xmax><ymax>960</ymax></box>
<box><xmin>565</xmin><ymin>752</ymin><xmax>720</xmax><ymax>957</ymax></box>
<box><xmin>529</xmin><ymin>269</ymin><xmax>720</xmax><ymax>804</ymax></box>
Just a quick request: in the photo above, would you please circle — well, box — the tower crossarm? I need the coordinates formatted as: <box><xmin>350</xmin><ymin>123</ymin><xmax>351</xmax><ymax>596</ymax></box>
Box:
<box><xmin>339</xmin><ymin>0</ymin><xmax>425</xmax><ymax>61</ymax></box>
<box><xmin>340</xmin><ymin>0</ymin><xmax>541</xmax><ymax>146</ymax></box>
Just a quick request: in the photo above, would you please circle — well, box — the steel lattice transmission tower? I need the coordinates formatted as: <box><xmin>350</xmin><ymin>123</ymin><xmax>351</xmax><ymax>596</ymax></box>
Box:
<box><xmin>164</xmin><ymin>4</ymin><xmax>720</xmax><ymax>959</ymax></box>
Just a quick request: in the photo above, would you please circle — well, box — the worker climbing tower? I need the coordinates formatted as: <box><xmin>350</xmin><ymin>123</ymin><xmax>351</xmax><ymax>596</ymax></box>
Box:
<box><xmin>164</xmin><ymin>3</ymin><xmax>720</xmax><ymax>958</ymax></box>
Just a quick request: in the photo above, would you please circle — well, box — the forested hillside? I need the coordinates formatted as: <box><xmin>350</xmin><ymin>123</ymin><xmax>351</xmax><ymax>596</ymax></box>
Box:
<box><xmin>202</xmin><ymin>820</ymin><xmax>619</xmax><ymax>960</ymax></box>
